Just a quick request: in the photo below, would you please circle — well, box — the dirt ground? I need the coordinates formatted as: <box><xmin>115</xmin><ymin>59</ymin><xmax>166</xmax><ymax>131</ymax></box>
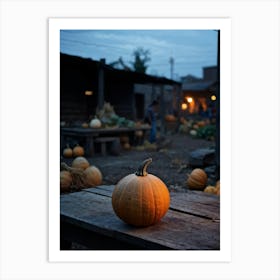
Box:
<box><xmin>66</xmin><ymin>133</ymin><xmax>217</xmax><ymax>193</ymax></box>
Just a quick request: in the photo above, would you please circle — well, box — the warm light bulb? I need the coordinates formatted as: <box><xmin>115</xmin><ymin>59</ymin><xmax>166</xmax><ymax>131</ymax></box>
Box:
<box><xmin>85</xmin><ymin>90</ymin><xmax>93</xmax><ymax>96</ymax></box>
<box><xmin>181</xmin><ymin>103</ymin><xmax>188</xmax><ymax>110</ymax></box>
<box><xmin>211</xmin><ymin>95</ymin><xmax>216</xmax><ymax>101</ymax></box>
<box><xmin>186</xmin><ymin>97</ymin><xmax>193</xmax><ymax>103</ymax></box>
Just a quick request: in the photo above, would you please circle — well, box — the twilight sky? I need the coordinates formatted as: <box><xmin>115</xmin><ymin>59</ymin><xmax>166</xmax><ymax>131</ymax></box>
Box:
<box><xmin>60</xmin><ymin>29</ymin><xmax>218</xmax><ymax>81</ymax></box>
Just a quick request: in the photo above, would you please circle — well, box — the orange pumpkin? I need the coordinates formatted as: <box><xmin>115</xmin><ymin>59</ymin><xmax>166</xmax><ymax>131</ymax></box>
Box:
<box><xmin>204</xmin><ymin>185</ymin><xmax>217</xmax><ymax>194</ymax></box>
<box><xmin>215</xmin><ymin>180</ymin><xmax>220</xmax><ymax>195</ymax></box>
<box><xmin>72</xmin><ymin>144</ymin><xmax>85</xmax><ymax>157</ymax></box>
<box><xmin>63</xmin><ymin>145</ymin><xmax>73</xmax><ymax>158</ymax></box>
<box><xmin>187</xmin><ymin>168</ymin><xmax>208</xmax><ymax>191</ymax></box>
<box><xmin>165</xmin><ymin>114</ymin><xmax>177</xmax><ymax>122</ymax></box>
<box><xmin>60</xmin><ymin>170</ymin><xmax>72</xmax><ymax>192</ymax></box>
<box><xmin>112</xmin><ymin>158</ymin><xmax>170</xmax><ymax>227</ymax></box>
<box><xmin>84</xmin><ymin>165</ymin><xmax>103</xmax><ymax>187</ymax></box>
<box><xmin>72</xmin><ymin>156</ymin><xmax>90</xmax><ymax>170</ymax></box>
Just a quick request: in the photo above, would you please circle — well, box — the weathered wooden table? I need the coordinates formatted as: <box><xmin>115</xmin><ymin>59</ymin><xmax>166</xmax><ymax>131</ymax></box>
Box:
<box><xmin>61</xmin><ymin>126</ymin><xmax>150</xmax><ymax>156</ymax></box>
<box><xmin>60</xmin><ymin>185</ymin><xmax>220</xmax><ymax>250</ymax></box>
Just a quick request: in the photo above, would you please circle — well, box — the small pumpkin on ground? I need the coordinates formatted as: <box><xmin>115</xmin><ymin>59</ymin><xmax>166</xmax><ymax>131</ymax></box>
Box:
<box><xmin>60</xmin><ymin>170</ymin><xmax>73</xmax><ymax>192</ymax></box>
<box><xmin>72</xmin><ymin>156</ymin><xmax>90</xmax><ymax>170</ymax></box>
<box><xmin>112</xmin><ymin>158</ymin><xmax>170</xmax><ymax>227</ymax></box>
<box><xmin>63</xmin><ymin>144</ymin><xmax>73</xmax><ymax>158</ymax></box>
<box><xmin>215</xmin><ymin>180</ymin><xmax>220</xmax><ymax>195</ymax></box>
<box><xmin>72</xmin><ymin>144</ymin><xmax>85</xmax><ymax>157</ymax></box>
<box><xmin>204</xmin><ymin>185</ymin><xmax>217</xmax><ymax>194</ymax></box>
<box><xmin>187</xmin><ymin>168</ymin><xmax>208</xmax><ymax>191</ymax></box>
<box><xmin>84</xmin><ymin>165</ymin><xmax>103</xmax><ymax>187</ymax></box>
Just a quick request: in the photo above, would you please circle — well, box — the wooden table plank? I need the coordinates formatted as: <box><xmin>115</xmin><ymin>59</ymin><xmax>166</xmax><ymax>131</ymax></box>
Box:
<box><xmin>85</xmin><ymin>185</ymin><xmax>220</xmax><ymax>220</ymax></box>
<box><xmin>60</xmin><ymin>186</ymin><xmax>220</xmax><ymax>250</ymax></box>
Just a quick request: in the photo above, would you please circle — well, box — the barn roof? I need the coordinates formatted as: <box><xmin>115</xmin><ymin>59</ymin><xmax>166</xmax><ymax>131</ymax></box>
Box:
<box><xmin>182</xmin><ymin>80</ymin><xmax>217</xmax><ymax>91</ymax></box>
<box><xmin>61</xmin><ymin>53</ymin><xmax>181</xmax><ymax>86</ymax></box>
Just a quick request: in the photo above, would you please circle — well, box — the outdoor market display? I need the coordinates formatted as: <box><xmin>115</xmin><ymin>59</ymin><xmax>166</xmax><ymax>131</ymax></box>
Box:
<box><xmin>178</xmin><ymin>117</ymin><xmax>216</xmax><ymax>141</ymax></box>
<box><xmin>94</xmin><ymin>102</ymin><xmax>135</xmax><ymax>129</ymax></box>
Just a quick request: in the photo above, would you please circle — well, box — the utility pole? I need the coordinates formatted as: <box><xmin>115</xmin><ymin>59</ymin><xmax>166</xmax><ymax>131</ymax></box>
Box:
<box><xmin>98</xmin><ymin>58</ymin><xmax>105</xmax><ymax>110</ymax></box>
<box><xmin>169</xmin><ymin>57</ymin><xmax>174</xmax><ymax>80</ymax></box>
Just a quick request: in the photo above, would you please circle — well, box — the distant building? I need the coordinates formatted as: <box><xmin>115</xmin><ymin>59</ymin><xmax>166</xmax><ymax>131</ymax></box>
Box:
<box><xmin>181</xmin><ymin>66</ymin><xmax>218</xmax><ymax>116</ymax></box>
<box><xmin>60</xmin><ymin>53</ymin><xmax>181</xmax><ymax>123</ymax></box>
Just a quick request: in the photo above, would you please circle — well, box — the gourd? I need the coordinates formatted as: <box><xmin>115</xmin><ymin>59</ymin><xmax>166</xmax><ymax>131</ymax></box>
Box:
<box><xmin>187</xmin><ymin>168</ymin><xmax>208</xmax><ymax>191</ymax></box>
<box><xmin>215</xmin><ymin>180</ymin><xmax>220</xmax><ymax>195</ymax></box>
<box><xmin>112</xmin><ymin>158</ymin><xmax>170</xmax><ymax>227</ymax></box>
<box><xmin>72</xmin><ymin>156</ymin><xmax>90</xmax><ymax>170</ymax></box>
<box><xmin>81</xmin><ymin>122</ymin><xmax>89</xmax><ymax>128</ymax></box>
<box><xmin>84</xmin><ymin>165</ymin><xmax>103</xmax><ymax>187</ymax></box>
<box><xmin>62</xmin><ymin>145</ymin><xmax>73</xmax><ymax>158</ymax></box>
<box><xmin>165</xmin><ymin>114</ymin><xmax>177</xmax><ymax>122</ymax></box>
<box><xmin>204</xmin><ymin>185</ymin><xmax>217</xmax><ymax>194</ymax></box>
<box><xmin>122</xmin><ymin>142</ymin><xmax>131</xmax><ymax>150</ymax></box>
<box><xmin>189</xmin><ymin>129</ymin><xmax>197</xmax><ymax>136</ymax></box>
<box><xmin>72</xmin><ymin>144</ymin><xmax>85</xmax><ymax>157</ymax></box>
<box><xmin>89</xmin><ymin>117</ymin><xmax>102</xmax><ymax>128</ymax></box>
<box><xmin>60</xmin><ymin>170</ymin><xmax>73</xmax><ymax>192</ymax></box>
<box><xmin>135</xmin><ymin>130</ymin><xmax>143</xmax><ymax>137</ymax></box>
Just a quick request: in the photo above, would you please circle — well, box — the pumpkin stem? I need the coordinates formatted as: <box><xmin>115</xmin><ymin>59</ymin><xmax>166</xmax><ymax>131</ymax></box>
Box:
<box><xmin>135</xmin><ymin>158</ymin><xmax>152</xmax><ymax>176</ymax></box>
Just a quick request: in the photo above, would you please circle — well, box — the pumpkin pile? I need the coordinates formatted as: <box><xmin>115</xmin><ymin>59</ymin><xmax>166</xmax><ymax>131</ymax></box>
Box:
<box><xmin>178</xmin><ymin>118</ymin><xmax>216</xmax><ymax>141</ymax></box>
<box><xmin>78</xmin><ymin>102</ymin><xmax>138</xmax><ymax>129</ymax></box>
<box><xmin>112</xmin><ymin>158</ymin><xmax>170</xmax><ymax>227</ymax></box>
<box><xmin>95</xmin><ymin>102</ymin><xmax>135</xmax><ymax>128</ymax></box>
<box><xmin>204</xmin><ymin>180</ymin><xmax>220</xmax><ymax>195</ymax></box>
<box><xmin>62</xmin><ymin>144</ymin><xmax>85</xmax><ymax>158</ymax></box>
<box><xmin>60</xmin><ymin>156</ymin><xmax>103</xmax><ymax>193</ymax></box>
<box><xmin>186</xmin><ymin>168</ymin><xmax>220</xmax><ymax>195</ymax></box>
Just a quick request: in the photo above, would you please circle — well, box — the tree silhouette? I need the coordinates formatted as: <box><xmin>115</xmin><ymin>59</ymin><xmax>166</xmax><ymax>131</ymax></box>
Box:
<box><xmin>130</xmin><ymin>47</ymin><xmax>151</xmax><ymax>73</ymax></box>
<box><xmin>109</xmin><ymin>47</ymin><xmax>151</xmax><ymax>74</ymax></box>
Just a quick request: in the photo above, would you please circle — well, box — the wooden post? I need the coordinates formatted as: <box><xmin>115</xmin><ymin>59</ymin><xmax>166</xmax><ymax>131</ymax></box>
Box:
<box><xmin>98</xmin><ymin>58</ymin><xmax>105</xmax><ymax>110</ymax></box>
<box><xmin>216</xmin><ymin>30</ymin><xmax>220</xmax><ymax>180</ymax></box>
<box><xmin>159</xmin><ymin>85</ymin><xmax>166</xmax><ymax>135</ymax></box>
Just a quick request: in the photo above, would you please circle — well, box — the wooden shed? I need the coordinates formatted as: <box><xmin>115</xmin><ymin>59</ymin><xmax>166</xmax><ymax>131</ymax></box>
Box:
<box><xmin>60</xmin><ymin>53</ymin><xmax>181</xmax><ymax>124</ymax></box>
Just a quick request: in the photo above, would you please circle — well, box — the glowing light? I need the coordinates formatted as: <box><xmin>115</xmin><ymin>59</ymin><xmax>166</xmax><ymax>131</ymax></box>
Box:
<box><xmin>85</xmin><ymin>90</ymin><xmax>93</xmax><ymax>96</ymax></box>
<box><xmin>181</xmin><ymin>103</ymin><xmax>188</xmax><ymax>110</ymax></box>
<box><xmin>211</xmin><ymin>95</ymin><xmax>216</xmax><ymax>101</ymax></box>
<box><xmin>186</xmin><ymin>97</ymin><xmax>193</xmax><ymax>103</ymax></box>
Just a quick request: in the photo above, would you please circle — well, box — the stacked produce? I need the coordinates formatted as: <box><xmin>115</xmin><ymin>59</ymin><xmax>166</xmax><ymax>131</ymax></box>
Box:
<box><xmin>186</xmin><ymin>168</ymin><xmax>220</xmax><ymax>195</ymax></box>
<box><xmin>178</xmin><ymin>118</ymin><xmax>216</xmax><ymax>141</ymax></box>
<box><xmin>60</xmin><ymin>156</ymin><xmax>103</xmax><ymax>193</ymax></box>
<box><xmin>87</xmin><ymin>102</ymin><xmax>136</xmax><ymax>129</ymax></box>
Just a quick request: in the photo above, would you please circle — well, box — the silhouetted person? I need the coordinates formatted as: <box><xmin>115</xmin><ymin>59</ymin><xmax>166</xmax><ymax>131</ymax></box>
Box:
<box><xmin>145</xmin><ymin>100</ymin><xmax>159</xmax><ymax>143</ymax></box>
